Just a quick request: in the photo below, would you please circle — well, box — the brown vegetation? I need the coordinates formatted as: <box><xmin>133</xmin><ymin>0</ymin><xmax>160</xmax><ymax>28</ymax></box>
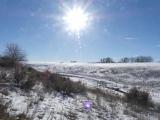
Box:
<box><xmin>125</xmin><ymin>87</ymin><xmax>153</xmax><ymax>107</ymax></box>
<box><xmin>42</xmin><ymin>72</ymin><xmax>86</xmax><ymax>96</ymax></box>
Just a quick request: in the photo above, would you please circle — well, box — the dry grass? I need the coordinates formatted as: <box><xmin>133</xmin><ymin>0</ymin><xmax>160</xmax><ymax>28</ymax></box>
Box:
<box><xmin>1</xmin><ymin>63</ymin><xmax>86</xmax><ymax>96</ymax></box>
<box><xmin>43</xmin><ymin>73</ymin><xmax>86</xmax><ymax>96</ymax></box>
<box><xmin>12</xmin><ymin>65</ymin><xmax>44</xmax><ymax>92</ymax></box>
<box><xmin>88</xmin><ymin>88</ymin><xmax>122</xmax><ymax>102</ymax></box>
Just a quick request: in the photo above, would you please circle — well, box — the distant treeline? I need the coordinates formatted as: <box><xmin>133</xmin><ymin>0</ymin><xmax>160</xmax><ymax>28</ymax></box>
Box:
<box><xmin>100</xmin><ymin>56</ymin><xmax>154</xmax><ymax>63</ymax></box>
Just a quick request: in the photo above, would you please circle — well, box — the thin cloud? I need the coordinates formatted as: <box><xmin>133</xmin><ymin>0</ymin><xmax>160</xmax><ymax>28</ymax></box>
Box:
<box><xmin>125</xmin><ymin>37</ymin><xmax>137</xmax><ymax>40</ymax></box>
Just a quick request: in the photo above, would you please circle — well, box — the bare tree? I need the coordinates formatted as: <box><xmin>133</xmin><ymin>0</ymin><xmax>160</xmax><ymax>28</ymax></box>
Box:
<box><xmin>100</xmin><ymin>57</ymin><xmax>114</xmax><ymax>63</ymax></box>
<box><xmin>119</xmin><ymin>57</ymin><xmax>130</xmax><ymax>63</ymax></box>
<box><xmin>4</xmin><ymin>43</ymin><xmax>26</xmax><ymax>66</ymax></box>
<box><xmin>134</xmin><ymin>56</ymin><xmax>153</xmax><ymax>63</ymax></box>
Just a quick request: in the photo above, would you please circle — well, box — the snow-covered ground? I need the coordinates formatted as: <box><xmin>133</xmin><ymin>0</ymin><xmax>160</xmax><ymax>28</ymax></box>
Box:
<box><xmin>1</xmin><ymin>85</ymin><xmax>158</xmax><ymax>120</ymax></box>
<box><xmin>31</xmin><ymin>62</ymin><xmax>160</xmax><ymax>103</ymax></box>
<box><xmin>1</xmin><ymin>62</ymin><xmax>160</xmax><ymax>120</ymax></box>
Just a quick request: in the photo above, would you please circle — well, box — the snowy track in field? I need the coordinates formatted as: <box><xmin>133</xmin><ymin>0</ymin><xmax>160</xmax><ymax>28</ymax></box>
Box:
<box><xmin>59</xmin><ymin>73</ymin><xmax>128</xmax><ymax>94</ymax></box>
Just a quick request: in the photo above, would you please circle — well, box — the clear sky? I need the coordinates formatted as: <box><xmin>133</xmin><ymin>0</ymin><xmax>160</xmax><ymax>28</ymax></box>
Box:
<box><xmin>0</xmin><ymin>0</ymin><xmax>160</xmax><ymax>62</ymax></box>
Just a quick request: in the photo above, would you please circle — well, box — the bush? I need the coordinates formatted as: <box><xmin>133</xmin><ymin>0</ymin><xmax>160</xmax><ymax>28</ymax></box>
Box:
<box><xmin>13</xmin><ymin>66</ymin><xmax>86</xmax><ymax>94</ymax></box>
<box><xmin>125</xmin><ymin>87</ymin><xmax>153</xmax><ymax>107</ymax></box>
<box><xmin>43</xmin><ymin>73</ymin><xmax>86</xmax><ymax>96</ymax></box>
<box><xmin>14</xmin><ymin>65</ymin><xmax>26</xmax><ymax>86</ymax></box>
<box><xmin>14</xmin><ymin>65</ymin><xmax>37</xmax><ymax>91</ymax></box>
<box><xmin>20</xmin><ymin>79</ymin><xmax>35</xmax><ymax>92</ymax></box>
<box><xmin>26</xmin><ymin>66</ymin><xmax>42</xmax><ymax>80</ymax></box>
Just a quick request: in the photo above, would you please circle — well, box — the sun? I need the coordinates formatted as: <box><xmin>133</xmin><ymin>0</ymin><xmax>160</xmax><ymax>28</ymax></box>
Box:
<box><xmin>63</xmin><ymin>7</ymin><xmax>89</xmax><ymax>34</ymax></box>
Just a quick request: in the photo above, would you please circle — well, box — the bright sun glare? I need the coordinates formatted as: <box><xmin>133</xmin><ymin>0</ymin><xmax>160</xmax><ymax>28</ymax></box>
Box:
<box><xmin>63</xmin><ymin>7</ymin><xmax>89</xmax><ymax>34</ymax></box>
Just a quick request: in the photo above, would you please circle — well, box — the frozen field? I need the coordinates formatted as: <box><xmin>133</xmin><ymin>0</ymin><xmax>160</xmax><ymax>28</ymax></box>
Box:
<box><xmin>1</xmin><ymin>62</ymin><xmax>160</xmax><ymax>120</ymax></box>
<box><xmin>31</xmin><ymin>62</ymin><xmax>160</xmax><ymax>103</ymax></box>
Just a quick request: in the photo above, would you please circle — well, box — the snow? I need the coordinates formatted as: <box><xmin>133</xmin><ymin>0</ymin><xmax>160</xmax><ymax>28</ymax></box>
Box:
<box><xmin>1</xmin><ymin>89</ymin><xmax>138</xmax><ymax>120</ymax></box>
<box><xmin>31</xmin><ymin>62</ymin><xmax>160</xmax><ymax>103</ymax></box>
<box><xmin>1</xmin><ymin>62</ymin><xmax>160</xmax><ymax>120</ymax></box>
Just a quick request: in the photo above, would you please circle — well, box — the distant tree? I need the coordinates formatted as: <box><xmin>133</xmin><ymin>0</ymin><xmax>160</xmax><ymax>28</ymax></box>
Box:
<box><xmin>145</xmin><ymin>56</ymin><xmax>153</xmax><ymax>62</ymax></box>
<box><xmin>119</xmin><ymin>57</ymin><xmax>130</xmax><ymax>63</ymax></box>
<box><xmin>134</xmin><ymin>56</ymin><xmax>153</xmax><ymax>63</ymax></box>
<box><xmin>119</xmin><ymin>56</ymin><xmax>154</xmax><ymax>63</ymax></box>
<box><xmin>100</xmin><ymin>58</ymin><xmax>105</xmax><ymax>63</ymax></box>
<box><xmin>3</xmin><ymin>43</ymin><xmax>26</xmax><ymax>67</ymax></box>
<box><xmin>70</xmin><ymin>61</ymin><xmax>77</xmax><ymax>63</ymax></box>
<box><xmin>100</xmin><ymin>57</ymin><xmax>114</xmax><ymax>63</ymax></box>
<box><xmin>130</xmin><ymin>57</ymin><xmax>137</xmax><ymax>63</ymax></box>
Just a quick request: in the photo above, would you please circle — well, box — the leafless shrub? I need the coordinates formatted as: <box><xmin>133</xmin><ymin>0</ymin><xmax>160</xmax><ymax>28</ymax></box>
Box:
<box><xmin>14</xmin><ymin>65</ymin><xmax>26</xmax><ymax>86</ymax></box>
<box><xmin>20</xmin><ymin>79</ymin><xmax>35</xmax><ymax>92</ymax></box>
<box><xmin>14</xmin><ymin>65</ymin><xmax>37</xmax><ymax>91</ymax></box>
<box><xmin>125</xmin><ymin>87</ymin><xmax>153</xmax><ymax>107</ymax></box>
<box><xmin>43</xmin><ymin>73</ymin><xmax>86</xmax><ymax>96</ymax></box>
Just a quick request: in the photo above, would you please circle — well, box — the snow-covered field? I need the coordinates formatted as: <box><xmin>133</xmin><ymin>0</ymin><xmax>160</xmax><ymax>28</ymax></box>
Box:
<box><xmin>1</xmin><ymin>62</ymin><xmax>160</xmax><ymax>120</ymax></box>
<box><xmin>31</xmin><ymin>62</ymin><xmax>160</xmax><ymax>103</ymax></box>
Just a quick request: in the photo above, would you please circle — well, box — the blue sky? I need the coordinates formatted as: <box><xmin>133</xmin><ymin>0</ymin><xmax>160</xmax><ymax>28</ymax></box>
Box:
<box><xmin>0</xmin><ymin>0</ymin><xmax>160</xmax><ymax>62</ymax></box>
